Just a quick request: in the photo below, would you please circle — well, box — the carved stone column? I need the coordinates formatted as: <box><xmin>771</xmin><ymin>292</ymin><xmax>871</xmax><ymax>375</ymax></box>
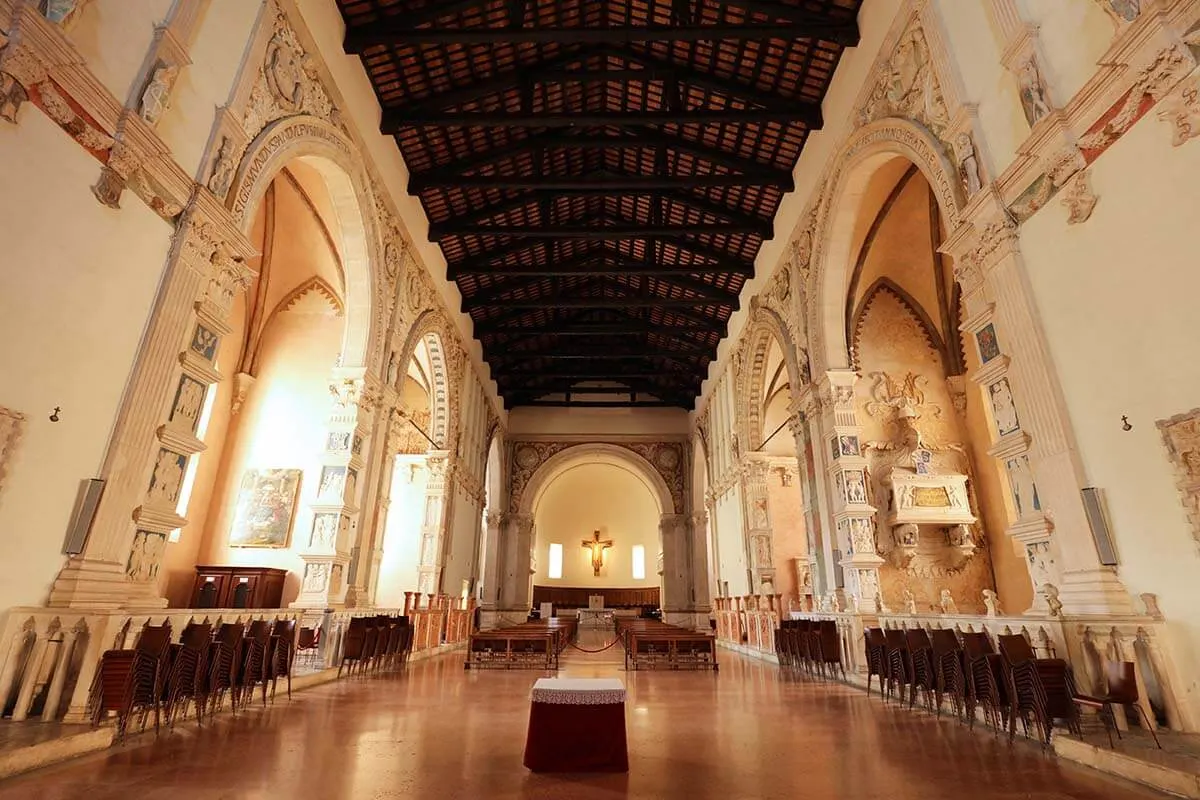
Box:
<box><xmin>688</xmin><ymin>509</ymin><xmax>712</xmax><ymax>616</ymax></box>
<box><xmin>738</xmin><ymin>453</ymin><xmax>776</xmax><ymax>592</ymax></box>
<box><xmin>416</xmin><ymin>450</ymin><xmax>456</xmax><ymax>595</ymax></box>
<box><xmin>479</xmin><ymin>509</ymin><xmax>505</xmax><ymax>611</ymax></box>
<box><xmin>659</xmin><ymin>513</ymin><xmax>691</xmax><ymax>624</ymax></box>
<box><xmin>946</xmin><ymin>198</ymin><xmax>1134</xmax><ymax>615</ymax></box>
<box><xmin>293</xmin><ymin>371</ymin><xmax>379</xmax><ymax>609</ymax></box>
<box><xmin>704</xmin><ymin>491</ymin><xmax>722</xmax><ymax>599</ymax></box>
<box><xmin>49</xmin><ymin>197</ymin><xmax>256</xmax><ymax>608</ymax></box>
<box><xmin>344</xmin><ymin>400</ymin><xmax>405</xmax><ymax>608</ymax></box>
<box><xmin>821</xmin><ymin>370</ymin><xmax>884</xmax><ymax>611</ymax></box>
<box><xmin>497</xmin><ymin>512</ymin><xmax>534</xmax><ymax>614</ymax></box>
<box><xmin>789</xmin><ymin>387</ymin><xmax>828</xmax><ymax>601</ymax></box>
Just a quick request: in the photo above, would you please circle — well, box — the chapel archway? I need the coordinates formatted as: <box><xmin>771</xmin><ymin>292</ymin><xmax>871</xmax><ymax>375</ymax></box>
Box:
<box><xmin>837</xmin><ymin>159</ymin><xmax>1031</xmax><ymax>614</ymax></box>
<box><xmin>159</xmin><ymin>155</ymin><xmax>360</xmax><ymax>607</ymax></box>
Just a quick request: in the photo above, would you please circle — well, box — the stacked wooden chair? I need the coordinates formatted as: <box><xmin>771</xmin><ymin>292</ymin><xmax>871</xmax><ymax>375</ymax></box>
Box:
<box><xmin>86</xmin><ymin>621</ymin><xmax>173</xmax><ymax>740</ymax></box>
<box><xmin>997</xmin><ymin>633</ymin><xmax>1082</xmax><ymax>747</ymax></box>
<box><xmin>163</xmin><ymin>621</ymin><xmax>212</xmax><ymax>727</ymax></box>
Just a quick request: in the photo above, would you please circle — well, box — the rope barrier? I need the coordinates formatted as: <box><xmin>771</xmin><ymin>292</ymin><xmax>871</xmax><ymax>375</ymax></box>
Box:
<box><xmin>565</xmin><ymin>637</ymin><xmax>623</xmax><ymax>654</ymax></box>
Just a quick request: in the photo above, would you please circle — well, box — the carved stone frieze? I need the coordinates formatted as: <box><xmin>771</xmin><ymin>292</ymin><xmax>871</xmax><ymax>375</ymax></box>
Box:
<box><xmin>242</xmin><ymin>10</ymin><xmax>339</xmax><ymax>140</ymax></box>
<box><xmin>1157</xmin><ymin>407</ymin><xmax>1200</xmax><ymax>550</ymax></box>
<box><xmin>1157</xmin><ymin>73</ymin><xmax>1200</xmax><ymax>147</ymax></box>
<box><xmin>1078</xmin><ymin>44</ymin><xmax>1195</xmax><ymax>157</ymax></box>
<box><xmin>0</xmin><ymin>406</ymin><xmax>27</xmax><ymax>500</ymax></box>
<box><xmin>856</xmin><ymin>23</ymin><xmax>952</xmax><ymax>139</ymax></box>
<box><xmin>1060</xmin><ymin>170</ymin><xmax>1098</xmax><ymax>225</ymax></box>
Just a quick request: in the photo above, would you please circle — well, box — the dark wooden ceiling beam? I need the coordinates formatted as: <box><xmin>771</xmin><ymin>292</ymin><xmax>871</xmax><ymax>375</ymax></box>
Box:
<box><xmin>474</xmin><ymin>318</ymin><xmax>721</xmax><ymax>335</ymax></box>
<box><xmin>347</xmin><ymin>21</ymin><xmax>858</xmax><ymax>51</ymax></box>
<box><xmin>450</xmin><ymin>246</ymin><xmax>755</xmax><ymax>279</ymax></box>
<box><xmin>481</xmin><ymin>296</ymin><xmax>735</xmax><ymax>309</ymax></box>
<box><xmin>461</xmin><ymin>273</ymin><xmax>738</xmax><ymax>312</ymax></box>
<box><xmin>427</xmin><ymin>189</ymin><xmax>772</xmax><ymax>240</ymax></box>
<box><xmin>483</xmin><ymin>330</ymin><xmax>715</xmax><ymax>354</ymax></box>
<box><xmin>408</xmin><ymin>130</ymin><xmax>792</xmax><ymax>189</ymax></box>
<box><xmin>412</xmin><ymin>173</ymin><xmax>791</xmax><ymax>191</ymax></box>
<box><xmin>382</xmin><ymin>107</ymin><xmax>820</xmax><ymax>132</ymax></box>
<box><xmin>495</xmin><ymin>370</ymin><xmax>687</xmax><ymax>380</ymax></box>
<box><xmin>486</xmin><ymin>349</ymin><xmax>701</xmax><ymax>364</ymax></box>
<box><xmin>437</xmin><ymin>222</ymin><xmax>767</xmax><ymax>241</ymax></box>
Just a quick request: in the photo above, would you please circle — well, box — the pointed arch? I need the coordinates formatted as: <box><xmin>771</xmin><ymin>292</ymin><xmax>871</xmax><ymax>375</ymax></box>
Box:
<box><xmin>743</xmin><ymin>303</ymin><xmax>805</xmax><ymax>451</ymax></box>
<box><xmin>226</xmin><ymin>115</ymin><xmax>384</xmax><ymax>371</ymax></box>
<box><xmin>810</xmin><ymin>118</ymin><xmax>966</xmax><ymax>374</ymax></box>
<box><xmin>850</xmin><ymin>277</ymin><xmax>948</xmax><ymax>372</ymax></box>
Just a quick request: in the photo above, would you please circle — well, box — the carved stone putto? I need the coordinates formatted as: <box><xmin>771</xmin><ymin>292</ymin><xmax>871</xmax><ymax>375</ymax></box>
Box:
<box><xmin>1061</xmin><ymin>171</ymin><xmax>1097</xmax><ymax>225</ymax></box>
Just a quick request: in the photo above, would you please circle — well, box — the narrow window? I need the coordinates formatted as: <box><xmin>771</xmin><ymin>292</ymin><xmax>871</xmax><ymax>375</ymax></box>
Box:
<box><xmin>548</xmin><ymin>543</ymin><xmax>563</xmax><ymax>579</ymax></box>
<box><xmin>632</xmin><ymin>545</ymin><xmax>646</xmax><ymax>580</ymax></box>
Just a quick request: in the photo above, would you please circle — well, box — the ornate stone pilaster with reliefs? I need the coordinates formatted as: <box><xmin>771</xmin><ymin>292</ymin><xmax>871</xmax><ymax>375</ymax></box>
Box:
<box><xmin>943</xmin><ymin>191</ymin><xmax>1134</xmax><ymax>615</ymax></box>
<box><xmin>819</xmin><ymin>370</ymin><xmax>884</xmax><ymax>611</ymax></box>
<box><xmin>49</xmin><ymin>194</ymin><xmax>257</xmax><ymax>608</ymax></box>
<box><xmin>294</xmin><ymin>370</ymin><xmax>380</xmax><ymax>609</ymax></box>
<box><xmin>738</xmin><ymin>453</ymin><xmax>776</xmax><ymax>593</ymax></box>
<box><xmin>414</xmin><ymin>450</ymin><xmax>457</xmax><ymax>596</ymax></box>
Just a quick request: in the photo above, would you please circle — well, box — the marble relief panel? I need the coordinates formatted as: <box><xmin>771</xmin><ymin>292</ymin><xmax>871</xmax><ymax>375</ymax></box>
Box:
<box><xmin>1157</xmin><ymin>408</ymin><xmax>1200</xmax><ymax>548</ymax></box>
<box><xmin>0</xmin><ymin>406</ymin><xmax>26</xmax><ymax>501</ymax></box>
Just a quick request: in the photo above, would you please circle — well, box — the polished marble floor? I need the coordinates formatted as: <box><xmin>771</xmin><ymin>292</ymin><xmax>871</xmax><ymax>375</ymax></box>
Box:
<box><xmin>0</xmin><ymin>629</ymin><xmax>1169</xmax><ymax>800</ymax></box>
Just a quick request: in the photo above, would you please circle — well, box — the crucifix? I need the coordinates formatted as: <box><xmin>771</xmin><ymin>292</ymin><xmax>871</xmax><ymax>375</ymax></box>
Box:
<box><xmin>581</xmin><ymin>530</ymin><xmax>613</xmax><ymax>577</ymax></box>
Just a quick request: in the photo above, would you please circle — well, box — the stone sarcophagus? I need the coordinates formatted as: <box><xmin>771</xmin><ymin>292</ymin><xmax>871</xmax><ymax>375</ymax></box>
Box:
<box><xmin>885</xmin><ymin>470</ymin><xmax>977</xmax><ymax>568</ymax></box>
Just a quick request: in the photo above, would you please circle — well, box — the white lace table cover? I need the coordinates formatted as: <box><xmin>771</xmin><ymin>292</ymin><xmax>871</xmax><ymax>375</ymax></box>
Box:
<box><xmin>530</xmin><ymin>678</ymin><xmax>626</xmax><ymax>705</ymax></box>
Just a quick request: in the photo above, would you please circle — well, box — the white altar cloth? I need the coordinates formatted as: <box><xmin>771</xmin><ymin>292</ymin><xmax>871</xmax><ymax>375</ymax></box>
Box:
<box><xmin>531</xmin><ymin>678</ymin><xmax>626</xmax><ymax>705</ymax></box>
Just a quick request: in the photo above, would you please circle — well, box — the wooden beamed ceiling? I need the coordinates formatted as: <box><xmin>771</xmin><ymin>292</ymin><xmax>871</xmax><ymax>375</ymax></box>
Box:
<box><xmin>337</xmin><ymin>0</ymin><xmax>861</xmax><ymax>408</ymax></box>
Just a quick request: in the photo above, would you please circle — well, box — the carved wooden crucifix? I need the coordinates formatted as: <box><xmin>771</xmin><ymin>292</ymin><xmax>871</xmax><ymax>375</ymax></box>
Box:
<box><xmin>581</xmin><ymin>530</ymin><xmax>613</xmax><ymax>577</ymax></box>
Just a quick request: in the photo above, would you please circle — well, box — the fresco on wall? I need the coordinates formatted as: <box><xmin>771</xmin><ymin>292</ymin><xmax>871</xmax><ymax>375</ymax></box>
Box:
<box><xmin>229</xmin><ymin>468</ymin><xmax>302</xmax><ymax>547</ymax></box>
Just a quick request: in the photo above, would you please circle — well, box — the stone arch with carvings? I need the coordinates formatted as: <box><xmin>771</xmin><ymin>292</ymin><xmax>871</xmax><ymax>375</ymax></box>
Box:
<box><xmin>517</xmin><ymin>443</ymin><xmax>676</xmax><ymax>518</ymax></box>
<box><xmin>225</xmin><ymin>114</ymin><xmax>383</xmax><ymax>372</ymax></box>
<box><xmin>742</xmin><ymin>303</ymin><xmax>807</xmax><ymax>452</ymax></box>
<box><xmin>809</xmin><ymin>117</ymin><xmax>966</xmax><ymax>375</ymax></box>
<box><xmin>393</xmin><ymin>310</ymin><xmax>458</xmax><ymax>449</ymax></box>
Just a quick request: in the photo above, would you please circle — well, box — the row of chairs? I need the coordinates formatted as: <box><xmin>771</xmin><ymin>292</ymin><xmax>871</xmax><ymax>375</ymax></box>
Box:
<box><xmin>861</xmin><ymin>626</ymin><xmax>1160</xmax><ymax>749</ymax></box>
<box><xmin>337</xmin><ymin>615</ymin><xmax>413</xmax><ymax>677</ymax></box>
<box><xmin>88</xmin><ymin>618</ymin><xmax>296</xmax><ymax>740</ymax></box>
<box><xmin>775</xmin><ymin>619</ymin><xmax>845</xmax><ymax>679</ymax></box>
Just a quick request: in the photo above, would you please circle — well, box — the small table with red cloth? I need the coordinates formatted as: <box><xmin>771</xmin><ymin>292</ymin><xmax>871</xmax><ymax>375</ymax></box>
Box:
<box><xmin>522</xmin><ymin>678</ymin><xmax>629</xmax><ymax>773</ymax></box>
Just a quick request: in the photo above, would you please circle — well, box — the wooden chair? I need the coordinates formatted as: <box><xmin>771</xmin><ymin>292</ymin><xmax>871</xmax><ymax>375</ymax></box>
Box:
<box><xmin>812</xmin><ymin>621</ymin><xmax>845</xmax><ymax>680</ymax></box>
<box><xmin>882</xmin><ymin>629</ymin><xmax>910</xmax><ymax>705</ymax></box>
<box><xmin>296</xmin><ymin>626</ymin><xmax>320</xmax><ymax>669</ymax></box>
<box><xmin>1073</xmin><ymin>661</ymin><xmax>1162</xmax><ymax>750</ymax></box>
<box><xmin>86</xmin><ymin>621</ymin><xmax>172</xmax><ymax>740</ymax></box>
<box><xmin>929</xmin><ymin>628</ymin><xmax>965</xmax><ymax>719</ymax></box>
<box><xmin>905</xmin><ymin>628</ymin><xmax>937</xmax><ymax>712</ymax></box>
<box><xmin>269</xmin><ymin>619</ymin><xmax>296</xmax><ymax>700</ymax></box>
<box><xmin>164</xmin><ymin>621</ymin><xmax>212</xmax><ymax>727</ymax></box>
<box><xmin>240</xmin><ymin>620</ymin><xmax>273</xmax><ymax>707</ymax></box>
<box><xmin>209</xmin><ymin>622</ymin><xmax>245</xmax><ymax>715</ymax></box>
<box><xmin>961</xmin><ymin>631</ymin><xmax>1008</xmax><ymax>732</ymax></box>
<box><xmin>339</xmin><ymin>617</ymin><xmax>369</xmax><ymax>677</ymax></box>
<box><xmin>997</xmin><ymin>633</ymin><xmax>1081</xmax><ymax>747</ymax></box>
<box><xmin>864</xmin><ymin>628</ymin><xmax>887</xmax><ymax>697</ymax></box>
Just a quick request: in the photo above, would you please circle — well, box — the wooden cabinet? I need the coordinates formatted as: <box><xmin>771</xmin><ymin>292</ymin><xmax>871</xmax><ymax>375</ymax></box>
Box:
<box><xmin>191</xmin><ymin>566</ymin><xmax>287</xmax><ymax>609</ymax></box>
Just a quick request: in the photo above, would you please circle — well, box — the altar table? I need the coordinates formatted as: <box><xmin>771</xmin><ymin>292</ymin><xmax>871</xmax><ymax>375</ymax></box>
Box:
<box><xmin>576</xmin><ymin>608</ymin><xmax>615</xmax><ymax>628</ymax></box>
<box><xmin>522</xmin><ymin>678</ymin><xmax>629</xmax><ymax>773</ymax></box>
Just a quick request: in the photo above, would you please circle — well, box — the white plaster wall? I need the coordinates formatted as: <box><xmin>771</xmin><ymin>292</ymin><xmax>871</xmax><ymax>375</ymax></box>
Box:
<box><xmin>1018</xmin><ymin>111</ymin><xmax>1200</xmax><ymax>699</ymax></box>
<box><xmin>933</xmin><ymin>0</ymin><xmax>1021</xmax><ymax>173</ymax></box>
<box><xmin>714</xmin><ymin>487</ymin><xmax>748</xmax><ymax>597</ymax></box>
<box><xmin>532</xmin><ymin>463</ymin><xmax>660</xmax><ymax>587</ymax></box>
<box><xmin>157</xmin><ymin>0</ymin><xmax>263</xmax><ymax>180</ymax></box>
<box><xmin>69</xmin><ymin>0</ymin><xmax>174</xmax><ymax>105</ymax></box>
<box><xmin>0</xmin><ymin>113</ymin><xmax>171</xmax><ymax>610</ymax></box>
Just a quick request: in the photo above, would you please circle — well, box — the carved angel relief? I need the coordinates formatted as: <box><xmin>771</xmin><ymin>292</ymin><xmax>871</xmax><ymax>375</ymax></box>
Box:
<box><xmin>1157</xmin><ymin>408</ymin><xmax>1200</xmax><ymax>548</ymax></box>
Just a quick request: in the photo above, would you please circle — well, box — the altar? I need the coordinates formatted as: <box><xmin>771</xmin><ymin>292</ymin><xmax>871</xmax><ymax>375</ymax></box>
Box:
<box><xmin>576</xmin><ymin>608</ymin><xmax>615</xmax><ymax>628</ymax></box>
<box><xmin>523</xmin><ymin>678</ymin><xmax>629</xmax><ymax>773</ymax></box>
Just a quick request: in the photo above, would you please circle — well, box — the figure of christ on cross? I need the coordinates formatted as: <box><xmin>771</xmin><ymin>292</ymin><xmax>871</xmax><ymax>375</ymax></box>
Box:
<box><xmin>582</xmin><ymin>530</ymin><xmax>614</xmax><ymax>577</ymax></box>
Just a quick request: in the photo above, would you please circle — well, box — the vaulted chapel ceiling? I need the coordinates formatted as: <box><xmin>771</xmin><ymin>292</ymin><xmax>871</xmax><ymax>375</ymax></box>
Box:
<box><xmin>337</xmin><ymin>0</ymin><xmax>862</xmax><ymax>408</ymax></box>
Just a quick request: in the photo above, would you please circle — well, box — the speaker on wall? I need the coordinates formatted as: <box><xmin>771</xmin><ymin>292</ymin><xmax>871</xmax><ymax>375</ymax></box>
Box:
<box><xmin>62</xmin><ymin>478</ymin><xmax>105</xmax><ymax>556</ymax></box>
<box><xmin>832</xmin><ymin>549</ymin><xmax>845</xmax><ymax>589</ymax></box>
<box><xmin>1081</xmin><ymin>487</ymin><xmax>1119</xmax><ymax>567</ymax></box>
